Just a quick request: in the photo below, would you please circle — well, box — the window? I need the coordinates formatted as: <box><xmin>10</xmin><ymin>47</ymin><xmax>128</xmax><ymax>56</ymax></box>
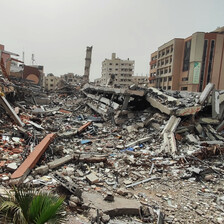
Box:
<box><xmin>181</xmin><ymin>87</ymin><xmax>188</xmax><ymax>91</ymax></box>
<box><xmin>109</xmin><ymin>63</ymin><xmax>112</xmax><ymax>65</ymax></box>
<box><xmin>168</xmin><ymin>86</ymin><xmax>171</xmax><ymax>90</ymax></box>
<box><xmin>50</xmin><ymin>84</ymin><xmax>53</xmax><ymax>87</ymax></box>
<box><xmin>199</xmin><ymin>40</ymin><xmax>208</xmax><ymax>91</ymax></box>
<box><xmin>168</xmin><ymin>77</ymin><xmax>172</xmax><ymax>81</ymax></box>
<box><xmin>116</xmin><ymin>63</ymin><xmax>118</xmax><ymax>65</ymax></box>
<box><xmin>207</xmin><ymin>40</ymin><xmax>215</xmax><ymax>84</ymax></box>
<box><xmin>182</xmin><ymin>77</ymin><xmax>188</xmax><ymax>81</ymax></box>
<box><xmin>164</xmin><ymin>77</ymin><xmax>167</xmax><ymax>82</ymax></box>
<box><xmin>183</xmin><ymin>40</ymin><xmax>191</xmax><ymax>71</ymax></box>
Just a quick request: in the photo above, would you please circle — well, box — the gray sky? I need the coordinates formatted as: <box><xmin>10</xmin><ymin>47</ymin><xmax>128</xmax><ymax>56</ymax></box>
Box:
<box><xmin>1</xmin><ymin>0</ymin><xmax>224</xmax><ymax>81</ymax></box>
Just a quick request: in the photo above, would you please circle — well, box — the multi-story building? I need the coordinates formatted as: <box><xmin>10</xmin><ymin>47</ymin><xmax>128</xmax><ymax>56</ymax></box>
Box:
<box><xmin>149</xmin><ymin>26</ymin><xmax>224</xmax><ymax>91</ymax></box>
<box><xmin>149</xmin><ymin>51</ymin><xmax>157</xmax><ymax>87</ymax></box>
<box><xmin>61</xmin><ymin>73</ymin><xmax>84</xmax><ymax>85</ymax></box>
<box><xmin>100</xmin><ymin>53</ymin><xmax>134</xmax><ymax>87</ymax></box>
<box><xmin>43</xmin><ymin>73</ymin><xmax>60</xmax><ymax>91</ymax></box>
<box><xmin>132</xmin><ymin>75</ymin><xmax>149</xmax><ymax>87</ymax></box>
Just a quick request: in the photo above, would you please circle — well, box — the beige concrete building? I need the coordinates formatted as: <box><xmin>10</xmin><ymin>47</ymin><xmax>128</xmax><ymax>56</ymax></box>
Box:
<box><xmin>100</xmin><ymin>53</ymin><xmax>134</xmax><ymax>87</ymax></box>
<box><xmin>132</xmin><ymin>75</ymin><xmax>149</xmax><ymax>87</ymax></box>
<box><xmin>149</xmin><ymin>27</ymin><xmax>224</xmax><ymax>91</ymax></box>
<box><xmin>43</xmin><ymin>73</ymin><xmax>60</xmax><ymax>91</ymax></box>
<box><xmin>61</xmin><ymin>73</ymin><xmax>84</xmax><ymax>85</ymax></box>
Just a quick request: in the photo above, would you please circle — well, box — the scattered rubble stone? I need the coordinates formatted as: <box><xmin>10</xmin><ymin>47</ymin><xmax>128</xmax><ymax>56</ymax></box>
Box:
<box><xmin>0</xmin><ymin>79</ymin><xmax>224</xmax><ymax>223</ymax></box>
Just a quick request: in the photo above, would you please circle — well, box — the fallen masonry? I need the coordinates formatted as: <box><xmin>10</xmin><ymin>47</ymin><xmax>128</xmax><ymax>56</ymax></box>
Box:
<box><xmin>0</xmin><ymin>78</ymin><xmax>224</xmax><ymax>223</ymax></box>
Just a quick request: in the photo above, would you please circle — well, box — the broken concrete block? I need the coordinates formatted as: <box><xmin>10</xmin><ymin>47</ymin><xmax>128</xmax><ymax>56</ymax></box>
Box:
<box><xmin>126</xmin><ymin>125</ymin><xmax>138</xmax><ymax>133</ymax></box>
<box><xmin>217</xmin><ymin>120</ymin><xmax>224</xmax><ymax>132</ymax></box>
<box><xmin>6</xmin><ymin>162</ymin><xmax>18</xmax><ymax>172</ymax></box>
<box><xmin>126</xmin><ymin>137</ymin><xmax>151</xmax><ymax>148</ymax></box>
<box><xmin>104</xmin><ymin>192</ymin><xmax>114</xmax><ymax>202</ymax></box>
<box><xmin>116</xmin><ymin>188</ymin><xmax>129</xmax><ymax>196</ymax></box>
<box><xmin>34</xmin><ymin>165</ymin><xmax>49</xmax><ymax>175</ymax></box>
<box><xmin>65</xmin><ymin>167</ymin><xmax>75</xmax><ymax>176</ymax></box>
<box><xmin>101</xmin><ymin>214</ymin><xmax>110</xmax><ymax>223</ymax></box>
<box><xmin>86</xmin><ymin>172</ymin><xmax>99</xmax><ymax>184</ymax></box>
<box><xmin>2</xmin><ymin>176</ymin><xmax>9</xmax><ymax>181</ymax></box>
<box><xmin>82</xmin><ymin>191</ymin><xmax>141</xmax><ymax>217</ymax></box>
<box><xmin>199</xmin><ymin>118</ymin><xmax>219</xmax><ymax>124</ymax></box>
<box><xmin>199</xmin><ymin>83</ymin><xmax>215</xmax><ymax>104</ymax></box>
<box><xmin>47</xmin><ymin>155</ymin><xmax>73</xmax><ymax>169</ymax></box>
<box><xmin>70</xmin><ymin>195</ymin><xmax>81</xmax><ymax>204</ymax></box>
<box><xmin>0</xmin><ymin>95</ymin><xmax>24</xmax><ymax>127</ymax></box>
<box><xmin>195</xmin><ymin>123</ymin><xmax>203</xmax><ymax>135</ymax></box>
<box><xmin>69</xmin><ymin>201</ymin><xmax>77</xmax><ymax>208</ymax></box>
<box><xmin>186</xmin><ymin>134</ymin><xmax>198</xmax><ymax>144</ymax></box>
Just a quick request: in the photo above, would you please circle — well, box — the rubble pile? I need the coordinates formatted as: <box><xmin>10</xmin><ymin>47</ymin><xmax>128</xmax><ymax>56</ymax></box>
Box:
<box><xmin>0</xmin><ymin>78</ymin><xmax>224</xmax><ymax>223</ymax></box>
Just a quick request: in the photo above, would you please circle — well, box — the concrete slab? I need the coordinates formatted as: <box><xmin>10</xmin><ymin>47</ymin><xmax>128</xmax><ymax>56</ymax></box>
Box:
<box><xmin>48</xmin><ymin>155</ymin><xmax>73</xmax><ymax>169</ymax></box>
<box><xmin>0</xmin><ymin>95</ymin><xmax>24</xmax><ymax>127</ymax></box>
<box><xmin>82</xmin><ymin>192</ymin><xmax>141</xmax><ymax>217</ymax></box>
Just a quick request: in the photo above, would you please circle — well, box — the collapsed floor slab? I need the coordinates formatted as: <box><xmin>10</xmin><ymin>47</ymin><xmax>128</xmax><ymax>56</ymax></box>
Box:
<box><xmin>11</xmin><ymin>133</ymin><xmax>56</xmax><ymax>183</ymax></box>
<box><xmin>82</xmin><ymin>191</ymin><xmax>141</xmax><ymax>217</ymax></box>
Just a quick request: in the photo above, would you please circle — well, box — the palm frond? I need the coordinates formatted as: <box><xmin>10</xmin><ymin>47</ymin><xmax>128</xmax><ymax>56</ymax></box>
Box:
<box><xmin>0</xmin><ymin>186</ymin><xmax>66</xmax><ymax>224</ymax></box>
<box><xmin>31</xmin><ymin>194</ymin><xmax>65</xmax><ymax>224</ymax></box>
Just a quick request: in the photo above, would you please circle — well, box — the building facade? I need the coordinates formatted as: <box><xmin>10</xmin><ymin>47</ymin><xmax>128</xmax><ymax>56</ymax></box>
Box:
<box><xmin>61</xmin><ymin>73</ymin><xmax>84</xmax><ymax>85</ymax></box>
<box><xmin>100</xmin><ymin>53</ymin><xmax>134</xmax><ymax>87</ymax></box>
<box><xmin>132</xmin><ymin>75</ymin><xmax>149</xmax><ymax>87</ymax></box>
<box><xmin>43</xmin><ymin>73</ymin><xmax>60</xmax><ymax>91</ymax></box>
<box><xmin>149</xmin><ymin>27</ymin><xmax>224</xmax><ymax>91</ymax></box>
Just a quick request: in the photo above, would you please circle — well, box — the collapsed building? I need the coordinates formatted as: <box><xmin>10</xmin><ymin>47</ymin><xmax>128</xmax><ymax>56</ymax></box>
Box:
<box><xmin>0</xmin><ymin>62</ymin><xmax>224</xmax><ymax>224</ymax></box>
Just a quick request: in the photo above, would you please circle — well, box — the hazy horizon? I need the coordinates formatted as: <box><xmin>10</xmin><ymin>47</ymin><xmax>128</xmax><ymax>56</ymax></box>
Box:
<box><xmin>0</xmin><ymin>0</ymin><xmax>223</xmax><ymax>81</ymax></box>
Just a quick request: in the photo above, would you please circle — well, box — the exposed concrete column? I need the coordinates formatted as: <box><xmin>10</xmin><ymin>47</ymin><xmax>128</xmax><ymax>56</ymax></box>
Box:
<box><xmin>122</xmin><ymin>95</ymin><xmax>130</xmax><ymax>110</ymax></box>
<box><xmin>83</xmin><ymin>46</ymin><xmax>93</xmax><ymax>83</ymax></box>
<box><xmin>0</xmin><ymin>95</ymin><xmax>24</xmax><ymax>127</ymax></box>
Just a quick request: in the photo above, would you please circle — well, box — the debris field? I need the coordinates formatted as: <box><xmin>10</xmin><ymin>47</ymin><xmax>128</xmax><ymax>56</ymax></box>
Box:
<box><xmin>0</xmin><ymin>78</ymin><xmax>224</xmax><ymax>224</ymax></box>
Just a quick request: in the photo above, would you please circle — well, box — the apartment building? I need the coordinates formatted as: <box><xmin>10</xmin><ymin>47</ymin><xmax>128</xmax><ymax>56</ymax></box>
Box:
<box><xmin>132</xmin><ymin>75</ymin><xmax>149</xmax><ymax>87</ymax></box>
<box><xmin>61</xmin><ymin>73</ymin><xmax>84</xmax><ymax>85</ymax></box>
<box><xmin>149</xmin><ymin>51</ymin><xmax>158</xmax><ymax>87</ymax></box>
<box><xmin>100</xmin><ymin>53</ymin><xmax>134</xmax><ymax>87</ymax></box>
<box><xmin>43</xmin><ymin>73</ymin><xmax>60</xmax><ymax>91</ymax></box>
<box><xmin>149</xmin><ymin>26</ymin><xmax>224</xmax><ymax>91</ymax></box>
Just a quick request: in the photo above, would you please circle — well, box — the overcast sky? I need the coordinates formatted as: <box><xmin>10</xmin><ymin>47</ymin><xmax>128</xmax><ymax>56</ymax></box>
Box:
<box><xmin>1</xmin><ymin>0</ymin><xmax>224</xmax><ymax>80</ymax></box>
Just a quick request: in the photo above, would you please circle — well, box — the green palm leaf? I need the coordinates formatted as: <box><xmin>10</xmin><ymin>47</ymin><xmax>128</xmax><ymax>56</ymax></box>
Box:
<box><xmin>0</xmin><ymin>186</ymin><xmax>66</xmax><ymax>224</ymax></box>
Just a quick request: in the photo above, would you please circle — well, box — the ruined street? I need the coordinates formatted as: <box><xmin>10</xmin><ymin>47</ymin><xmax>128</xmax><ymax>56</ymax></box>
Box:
<box><xmin>0</xmin><ymin>78</ymin><xmax>224</xmax><ymax>223</ymax></box>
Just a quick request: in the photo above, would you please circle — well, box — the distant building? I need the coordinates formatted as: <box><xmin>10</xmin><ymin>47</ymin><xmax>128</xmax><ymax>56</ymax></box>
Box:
<box><xmin>61</xmin><ymin>73</ymin><xmax>84</xmax><ymax>85</ymax></box>
<box><xmin>100</xmin><ymin>53</ymin><xmax>135</xmax><ymax>87</ymax></box>
<box><xmin>43</xmin><ymin>73</ymin><xmax>60</xmax><ymax>91</ymax></box>
<box><xmin>132</xmin><ymin>75</ymin><xmax>149</xmax><ymax>87</ymax></box>
<box><xmin>149</xmin><ymin>26</ymin><xmax>224</xmax><ymax>91</ymax></box>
